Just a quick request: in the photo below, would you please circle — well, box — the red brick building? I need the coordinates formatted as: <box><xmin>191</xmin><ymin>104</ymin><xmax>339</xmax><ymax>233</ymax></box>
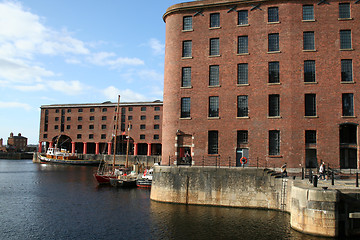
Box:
<box><xmin>7</xmin><ymin>133</ymin><xmax>28</xmax><ymax>151</ymax></box>
<box><xmin>162</xmin><ymin>0</ymin><xmax>360</xmax><ymax>169</ymax></box>
<box><xmin>39</xmin><ymin>101</ymin><xmax>162</xmax><ymax>156</ymax></box>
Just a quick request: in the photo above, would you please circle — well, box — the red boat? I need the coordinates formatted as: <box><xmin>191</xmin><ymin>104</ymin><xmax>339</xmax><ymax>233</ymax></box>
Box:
<box><xmin>93</xmin><ymin>172</ymin><xmax>117</xmax><ymax>184</ymax></box>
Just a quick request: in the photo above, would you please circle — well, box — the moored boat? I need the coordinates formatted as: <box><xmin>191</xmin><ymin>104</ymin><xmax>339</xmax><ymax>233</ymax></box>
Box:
<box><xmin>136</xmin><ymin>168</ymin><xmax>153</xmax><ymax>188</ymax></box>
<box><xmin>39</xmin><ymin>147</ymin><xmax>99</xmax><ymax>165</ymax></box>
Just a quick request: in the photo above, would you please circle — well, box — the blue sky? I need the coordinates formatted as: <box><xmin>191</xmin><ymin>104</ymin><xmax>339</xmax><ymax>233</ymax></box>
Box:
<box><xmin>0</xmin><ymin>0</ymin><xmax>185</xmax><ymax>144</ymax></box>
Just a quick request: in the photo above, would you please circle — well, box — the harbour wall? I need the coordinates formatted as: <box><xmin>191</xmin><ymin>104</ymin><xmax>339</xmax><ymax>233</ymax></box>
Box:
<box><xmin>0</xmin><ymin>152</ymin><xmax>33</xmax><ymax>159</ymax></box>
<box><xmin>150</xmin><ymin>166</ymin><xmax>360</xmax><ymax>237</ymax></box>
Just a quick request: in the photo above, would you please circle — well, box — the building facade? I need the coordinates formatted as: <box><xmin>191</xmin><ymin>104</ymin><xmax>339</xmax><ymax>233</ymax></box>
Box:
<box><xmin>39</xmin><ymin>101</ymin><xmax>162</xmax><ymax>156</ymax></box>
<box><xmin>7</xmin><ymin>133</ymin><xmax>28</xmax><ymax>151</ymax></box>
<box><xmin>162</xmin><ymin>0</ymin><xmax>360</xmax><ymax>169</ymax></box>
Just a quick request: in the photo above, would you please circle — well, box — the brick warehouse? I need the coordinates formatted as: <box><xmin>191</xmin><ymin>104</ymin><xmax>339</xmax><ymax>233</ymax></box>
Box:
<box><xmin>39</xmin><ymin>101</ymin><xmax>162</xmax><ymax>156</ymax></box>
<box><xmin>161</xmin><ymin>0</ymin><xmax>360</xmax><ymax>169</ymax></box>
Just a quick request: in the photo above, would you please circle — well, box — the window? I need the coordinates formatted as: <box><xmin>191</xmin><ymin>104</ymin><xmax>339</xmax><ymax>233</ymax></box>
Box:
<box><xmin>154</xmin><ymin>115</ymin><xmax>160</xmax><ymax>120</ymax></box>
<box><xmin>77</xmin><ymin>125</ymin><xmax>82</xmax><ymax>130</ymax></box>
<box><xmin>339</xmin><ymin>3</ymin><xmax>350</xmax><ymax>19</ymax></box>
<box><xmin>67</xmin><ymin>109</ymin><xmax>71</xmax><ymax>113</ymax></box>
<box><xmin>154</xmin><ymin>135</ymin><xmax>159</xmax><ymax>140</ymax></box>
<box><xmin>101</xmin><ymin>125</ymin><xmax>107</xmax><ymax>129</ymax></box>
<box><xmin>208</xmin><ymin>131</ymin><xmax>218</xmax><ymax>154</ymax></box>
<box><xmin>140</xmin><ymin>135</ymin><xmax>145</xmax><ymax>140</ymax></box>
<box><xmin>181</xmin><ymin>97</ymin><xmax>191</xmax><ymax>118</ymax></box>
<box><xmin>210</xmin><ymin>13</ymin><xmax>220</xmax><ymax>28</ymax></box>
<box><xmin>210</xmin><ymin>38</ymin><xmax>219</xmax><ymax>56</ymax></box>
<box><xmin>342</xmin><ymin>93</ymin><xmax>354</xmax><ymax>116</ymax></box>
<box><xmin>209</xmin><ymin>96</ymin><xmax>219</xmax><ymax>118</ymax></box>
<box><xmin>102</xmin><ymin>108</ymin><xmax>107</xmax><ymax>112</ymax></box>
<box><xmin>44</xmin><ymin>124</ymin><xmax>48</xmax><ymax>132</ymax></box>
<box><xmin>182</xmin><ymin>40</ymin><xmax>192</xmax><ymax>58</ymax></box>
<box><xmin>89</xmin><ymin>134</ymin><xmax>94</xmax><ymax>139</ymax></box>
<box><xmin>269</xmin><ymin>62</ymin><xmax>279</xmax><ymax>83</ymax></box>
<box><xmin>78</xmin><ymin>116</ymin><xmax>82</xmax><ymax>121</ymax></box>
<box><xmin>181</xmin><ymin>67</ymin><xmax>191</xmax><ymax>87</ymax></box>
<box><xmin>89</xmin><ymin>125</ymin><xmax>94</xmax><ymax>130</ymax></box>
<box><xmin>268</xmin><ymin>33</ymin><xmax>279</xmax><ymax>52</ymax></box>
<box><xmin>101</xmin><ymin>134</ymin><xmax>106</xmax><ymax>139</ymax></box>
<box><xmin>128</xmin><ymin>116</ymin><xmax>133</xmax><ymax>120</ymax></box>
<box><xmin>54</xmin><ymin>125</ymin><xmax>58</xmax><ymax>130</ymax></box>
<box><xmin>140</xmin><ymin>124</ymin><xmax>146</xmax><ymax>130</ymax></box>
<box><xmin>340</xmin><ymin>30</ymin><xmax>352</xmax><ymax>49</ymax></box>
<box><xmin>77</xmin><ymin>134</ymin><xmax>82</xmax><ymax>139</ymax></box>
<box><xmin>155</xmin><ymin>106</ymin><xmax>160</xmax><ymax>111</ymax></box>
<box><xmin>128</xmin><ymin>107</ymin><xmax>133</xmax><ymax>111</ymax></box>
<box><xmin>78</xmin><ymin>108</ymin><xmax>83</xmax><ymax>113</ymax></box>
<box><xmin>305</xmin><ymin>130</ymin><xmax>316</xmax><ymax>144</ymax></box>
<box><xmin>55</xmin><ymin>109</ymin><xmax>59</xmax><ymax>113</ymax></box>
<box><xmin>268</xmin><ymin>7</ymin><xmax>279</xmax><ymax>23</ymax></box>
<box><xmin>238</xmin><ymin>10</ymin><xmax>248</xmax><ymax>25</ymax></box>
<box><xmin>141</xmin><ymin>107</ymin><xmax>146</xmax><ymax>111</ymax></box>
<box><xmin>302</xmin><ymin>5</ymin><xmax>314</xmax><ymax>20</ymax></box>
<box><xmin>90</xmin><ymin>116</ymin><xmax>94</xmax><ymax>121</ymax></box>
<box><xmin>269</xmin><ymin>130</ymin><xmax>280</xmax><ymax>155</ymax></box>
<box><xmin>55</xmin><ymin>117</ymin><xmax>59</xmax><ymax>121</ymax></box>
<box><xmin>43</xmin><ymin>134</ymin><xmax>47</xmax><ymax>139</ymax></box>
<box><xmin>209</xmin><ymin>65</ymin><xmax>219</xmax><ymax>86</ymax></box>
<box><xmin>237</xmin><ymin>130</ymin><xmax>248</xmax><ymax>144</ymax></box>
<box><xmin>237</xmin><ymin>95</ymin><xmax>248</xmax><ymax>117</ymax></box>
<box><xmin>66</xmin><ymin>125</ymin><xmax>70</xmax><ymax>130</ymax></box>
<box><xmin>183</xmin><ymin>16</ymin><xmax>192</xmax><ymax>30</ymax></box>
<box><xmin>102</xmin><ymin>116</ymin><xmax>107</xmax><ymax>120</ymax></box>
<box><xmin>305</xmin><ymin>94</ymin><xmax>316</xmax><ymax>116</ymax></box>
<box><xmin>341</xmin><ymin>59</ymin><xmax>353</xmax><ymax>82</ymax></box>
<box><xmin>238</xmin><ymin>63</ymin><xmax>248</xmax><ymax>85</ymax></box>
<box><xmin>304</xmin><ymin>60</ymin><xmax>316</xmax><ymax>82</ymax></box>
<box><xmin>67</xmin><ymin>117</ymin><xmax>71</xmax><ymax>121</ymax></box>
<box><xmin>90</xmin><ymin>108</ymin><xmax>95</xmax><ymax>112</ymax></box>
<box><xmin>141</xmin><ymin>115</ymin><xmax>146</xmax><ymax>120</ymax></box>
<box><xmin>238</xmin><ymin>36</ymin><xmax>248</xmax><ymax>54</ymax></box>
<box><xmin>154</xmin><ymin>124</ymin><xmax>160</xmax><ymax>129</ymax></box>
<box><xmin>303</xmin><ymin>32</ymin><xmax>315</xmax><ymax>50</ymax></box>
<box><xmin>269</xmin><ymin>94</ymin><xmax>280</xmax><ymax>117</ymax></box>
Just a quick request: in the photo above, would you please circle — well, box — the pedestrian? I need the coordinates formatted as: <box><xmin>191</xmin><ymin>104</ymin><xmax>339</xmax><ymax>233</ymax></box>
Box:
<box><xmin>281</xmin><ymin>162</ymin><xmax>287</xmax><ymax>177</ymax></box>
<box><xmin>318</xmin><ymin>162</ymin><xmax>326</xmax><ymax>180</ymax></box>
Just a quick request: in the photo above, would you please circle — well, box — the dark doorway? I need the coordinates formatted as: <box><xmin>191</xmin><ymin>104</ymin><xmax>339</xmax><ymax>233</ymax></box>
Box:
<box><xmin>305</xmin><ymin>149</ymin><xmax>317</xmax><ymax>168</ymax></box>
<box><xmin>340</xmin><ymin>124</ymin><xmax>357</xmax><ymax>169</ymax></box>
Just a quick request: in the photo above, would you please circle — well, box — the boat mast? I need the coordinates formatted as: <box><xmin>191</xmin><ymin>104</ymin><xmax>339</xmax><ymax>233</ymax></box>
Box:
<box><xmin>125</xmin><ymin>122</ymin><xmax>130</xmax><ymax>168</ymax></box>
<box><xmin>113</xmin><ymin>95</ymin><xmax>120</xmax><ymax>172</ymax></box>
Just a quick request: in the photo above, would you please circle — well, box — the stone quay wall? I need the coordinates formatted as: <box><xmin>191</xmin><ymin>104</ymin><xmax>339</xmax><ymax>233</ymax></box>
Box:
<box><xmin>150</xmin><ymin>166</ymin><xmax>358</xmax><ymax>237</ymax></box>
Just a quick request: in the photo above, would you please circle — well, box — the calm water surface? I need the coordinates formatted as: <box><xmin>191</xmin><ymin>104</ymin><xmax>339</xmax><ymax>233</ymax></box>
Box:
<box><xmin>0</xmin><ymin>160</ymin><xmax>336</xmax><ymax>240</ymax></box>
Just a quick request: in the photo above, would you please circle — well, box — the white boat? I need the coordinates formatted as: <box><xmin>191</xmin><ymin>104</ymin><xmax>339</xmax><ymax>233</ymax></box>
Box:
<box><xmin>136</xmin><ymin>168</ymin><xmax>153</xmax><ymax>188</ymax></box>
<box><xmin>39</xmin><ymin>147</ymin><xmax>100</xmax><ymax>165</ymax></box>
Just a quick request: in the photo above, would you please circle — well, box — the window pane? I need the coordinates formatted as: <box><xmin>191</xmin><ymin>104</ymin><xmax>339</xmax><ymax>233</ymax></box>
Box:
<box><xmin>269</xmin><ymin>130</ymin><xmax>280</xmax><ymax>155</ymax></box>
<box><xmin>303</xmin><ymin>5</ymin><xmax>314</xmax><ymax>20</ymax></box>
<box><xmin>182</xmin><ymin>67</ymin><xmax>191</xmax><ymax>87</ymax></box>
<box><xmin>210</xmin><ymin>13</ymin><xmax>220</xmax><ymax>28</ymax></box>
<box><xmin>268</xmin><ymin>33</ymin><xmax>279</xmax><ymax>52</ymax></box>
<box><xmin>209</xmin><ymin>96</ymin><xmax>219</xmax><ymax>117</ymax></box>
<box><xmin>181</xmin><ymin>97</ymin><xmax>191</xmax><ymax>118</ymax></box>
<box><xmin>209</xmin><ymin>65</ymin><xmax>219</xmax><ymax>86</ymax></box>
<box><xmin>238</xmin><ymin>10</ymin><xmax>248</xmax><ymax>25</ymax></box>
<box><xmin>342</xmin><ymin>93</ymin><xmax>354</xmax><ymax>116</ymax></box>
<box><xmin>182</xmin><ymin>40</ymin><xmax>192</xmax><ymax>57</ymax></box>
<box><xmin>340</xmin><ymin>30</ymin><xmax>352</xmax><ymax>49</ymax></box>
<box><xmin>305</xmin><ymin>94</ymin><xmax>316</xmax><ymax>116</ymax></box>
<box><xmin>339</xmin><ymin>3</ymin><xmax>350</xmax><ymax>19</ymax></box>
<box><xmin>183</xmin><ymin>16</ymin><xmax>192</xmax><ymax>30</ymax></box>
<box><xmin>237</xmin><ymin>95</ymin><xmax>248</xmax><ymax>117</ymax></box>
<box><xmin>238</xmin><ymin>63</ymin><xmax>248</xmax><ymax>84</ymax></box>
<box><xmin>208</xmin><ymin>131</ymin><xmax>218</xmax><ymax>154</ymax></box>
<box><xmin>269</xmin><ymin>94</ymin><xmax>280</xmax><ymax>117</ymax></box>
<box><xmin>268</xmin><ymin>7</ymin><xmax>279</xmax><ymax>22</ymax></box>
<box><xmin>210</xmin><ymin>38</ymin><xmax>219</xmax><ymax>56</ymax></box>
<box><xmin>303</xmin><ymin>32</ymin><xmax>315</xmax><ymax>50</ymax></box>
<box><xmin>305</xmin><ymin>130</ymin><xmax>316</xmax><ymax>144</ymax></box>
<box><xmin>304</xmin><ymin>60</ymin><xmax>316</xmax><ymax>82</ymax></box>
<box><xmin>341</xmin><ymin>59</ymin><xmax>353</xmax><ymax>82</ymax></box>
<box><xmin>269</xmin><ymin>62</ymin><xmax>279</xmax><ymax>83</ymax></box>
<box><xmin>238</xmin><ymin>36</ymin><xmax>248</xmax><ymax>54</ymax></box>
<box><xmin>237</xmin><ymin>130</ymin><xmax>248</xmax><ymax>145</ymax></box>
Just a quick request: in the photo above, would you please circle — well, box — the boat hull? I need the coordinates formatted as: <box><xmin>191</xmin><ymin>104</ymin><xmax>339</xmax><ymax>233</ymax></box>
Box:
<box><xmin>136</xmin><ymin>179</ymin><xmax>152</xmax><ymax>188</ymax></box>
<box><xmin>110</xmin><ymin>178</ymin><xmax>137</xmax><ymax>188</ymax></box>
<box><xmin>93</xmin><ymin>173</ymin><xmax>117</xmax><ymax>184</ymax></box>
<box><xmin>39</xmin><ymin>155</ymin><xmax>100</xmax><ymax>165</ymax></box>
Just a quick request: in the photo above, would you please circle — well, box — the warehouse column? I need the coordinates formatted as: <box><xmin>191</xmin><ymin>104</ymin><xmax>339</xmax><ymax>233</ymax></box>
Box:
<box><xmin>107</xmin><ymin>142</ymin><xmax>112</xmax><ymax>155</ymax></box>
<box><xmin>71</xmin><ymin>142</ymin><xmax>75</xmax><ymax>154</ymax></box>
<box><xmin>95</xmin><ymin>142</ymin><xmax>99</xmax><ymax>155</ymax></box>
<box><xmin>134</xmin><ymin>143</ymin><xmax>138</xmax><ymax>156</ymax></box>
<box><xmin>147</xmin><ymin>143</ymin><xmax>152</xmax><ymax>156</ymax></box>
<box><xmin>83</xmin><ymin>142</ymin><xmax>87</xmax><ymax>154</ymax></box>
<box><xmin>38</xmin><ymin>141</ymin><xmax>42</xmax><ymax>153</ymax></box>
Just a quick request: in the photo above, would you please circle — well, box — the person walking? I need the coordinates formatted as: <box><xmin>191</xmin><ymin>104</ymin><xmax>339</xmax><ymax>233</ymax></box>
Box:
<box><xmin>318</xmin><ymin>162</ymin><xmax>326</xmax><ymax>180</ymax></box>
<box><xmin>281</xmin><ymin>162</ymin><xmax>287</xmax><ymax>177</ymax></box>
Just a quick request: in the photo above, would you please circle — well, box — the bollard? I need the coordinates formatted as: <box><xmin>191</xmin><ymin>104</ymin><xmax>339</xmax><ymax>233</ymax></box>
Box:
<box><xmin>331</xmin><ymin>171</ymin><xmax>334</xmax><ymax>186</ymax></box>
<box><xmin>229</xmin><ymin>157</ymin><xmax>231</xmax><ymax>168</ymax></box>
<box><xmin>313</xmin><ymin>175</ymin><xmax>318</xmax><ymax>187</ymax></box>
<box><xmin>293</xmin><ymin>176</ymin><xmax>296</xmax><ymax>180</ymax></box>
<box><xmin>168</xmin><ymin>156</ymin><xmax>170</xmax><ymax>166</ymax></box>
<box><xmin>309</xmin><ymin>170</ymin><xmax>313</xmax><ymax>183</ymax></box>
<box><xmin>302</xmin><ymin>167</ymin><xmax>304</xmax><ymax>180</ymax></box>
<box><xmin>356</xmin><ymin>172</ymin><xmax>359</xmax><ymax>188</ymax></box>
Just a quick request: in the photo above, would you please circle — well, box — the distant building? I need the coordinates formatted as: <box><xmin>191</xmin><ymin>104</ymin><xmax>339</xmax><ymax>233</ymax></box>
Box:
<box><xmin>39</xmin><ymin>101</ymin><xmax>163</xmax><ymax>156</ymax></box>
<box><xmin>0</xmin><ymin>138</ymin><xmax>6</xmax><ymax>152</ymax></box>
<box><xmin>7</xmin><ymin>133</ymin><xmax>28</xmax><ymax>152</ymax></box>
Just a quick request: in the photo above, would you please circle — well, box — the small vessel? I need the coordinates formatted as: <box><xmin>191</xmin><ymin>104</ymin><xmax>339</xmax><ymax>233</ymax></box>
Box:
<box><xmin>109</xmin><ymin>168</ymin><xmax>137</xmax><ymax>188</ymax></box>
<box><xmin>39</xmin><ymin>147</ymin><xmax>99</xmax><ymax>165</ymax></box>
<box><xmin>136</xmin><ymin>168</ymin><xmax>153</xmax><ymax>188</ymax></box>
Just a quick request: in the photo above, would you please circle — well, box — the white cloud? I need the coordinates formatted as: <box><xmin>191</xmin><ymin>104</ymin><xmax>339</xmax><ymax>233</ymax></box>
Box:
<box><xmin>46</xmin><ymin>80</ymin><xmax>86</xmax><ymax>95</ymax></box>
<box><xmin>87</xmin><ymin>52</ymin><xmax>144</xmax><ymax>69</ymax></box>
<box><xmin>12</xmin><ymin>83</ymin><xmax>46</xmax><ymax>91</ymax></box>
<box><xmin>103</xmin><ymin>86</ymin><xmax>147</xmax><ymax>102</ymax></box>
<box><xmin>0</xmin><ymin>101</ymin><xmax>32</xmax><ymax>111</ymax></box>
<box><xmin>138</xmin><ymin>69</ymin><xmax>163</xmax><ymax>82</ymax></box>
<box><xmin>148</xmin><ymin>38</ymin><xmax>164</xmax><ymax>55</ymax></box>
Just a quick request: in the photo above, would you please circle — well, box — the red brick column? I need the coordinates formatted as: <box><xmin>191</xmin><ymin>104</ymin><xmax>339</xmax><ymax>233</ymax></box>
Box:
<box><xmin>95</xmin><ymin>142</ymin><xmax>99</xmax><ymax>155</ymax></box>
<box><xmin>134</xmin><ymin>143</ymin><xmax>138</xmax><ymax>156</ymax></box>
<box><xmin>71</xmin><ymin>142</ymin><xmax>75</xmax><ymax>154</ymax></box>
<box><xmin>147</xmin><ymin>143</ymin><xmax>152</xmax><ymax>156</ymax></box>
<box><xmin>107</xmin><ymin>142</ymin><xmax>112</xmax><ymax>155</ymax></box>
<box><xmin>49</xmin><ymin>142</ymin><xmax>53</xmax><ymax>148</ymax></box>
<box><xmin>83</xmin><ymin>142</ymin><xmax>87</xmax><ymax>154</ymax></box>
<box><xmin>38</xmin><ymin>141</ymin><xmax>42</xmax><ymax>153</ymax></box>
